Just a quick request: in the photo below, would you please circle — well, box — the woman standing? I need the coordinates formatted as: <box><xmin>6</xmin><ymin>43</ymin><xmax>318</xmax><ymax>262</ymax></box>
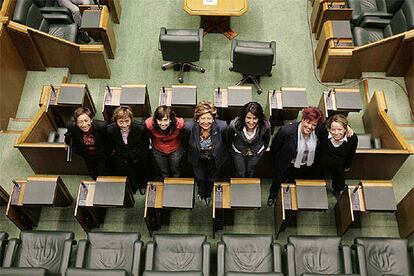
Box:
<box><xmin>228</xmin><ymin>102</ymin><xmax>270</xmax><ymax>177</ymax></box>
<box><xmin>184</xmin><ymin>101</ymin><xmax>228</xmax><ymax>205</ymax></box>
<box><xmin>106</xmin><ymin>106</ymin><xmax>150</xmax><ymax>195</ymax></box>
<box><xmin>316</xmin><ymin>114</ymin><xmax>358</xmax><ymax>195</ymax></box>
<box><xmin>65</xmin><ymin>107</ymin><xmax>108</xmax><ymax>180</ymax></box>
<box><xmin>145</xmin><ymin>106</ymin><xmax>185</xmax><ymax>178</ymax></box>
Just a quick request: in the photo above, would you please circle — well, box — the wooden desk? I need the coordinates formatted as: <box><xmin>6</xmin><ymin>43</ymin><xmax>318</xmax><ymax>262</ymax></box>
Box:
<box><xmin>274</xmin><ymin>180</ymin><xmax>328</xmax><ymax>238</ymax></box>
<box><xmin>74</xmin><ymin>176</ymin><xmax>134</xmax><ymax>232</ymax></box>
<box><xmin>266</xmin><ymin>88</ymin><xmax>308</xmax><ymax>128</ymax></box>
<box><xmin>144</xmin><ymin>178</ymin><xmax>194</xmax><ymax>236</ymax></box>
<box><xmin>396</xmin><ymin>187</ymin><xmax>414</xmax><ymax>238</ymax></box>
<box><xmin>318</xmin><ymin>88</ymin><xmax>362</xmax><ymax>118</ymax></box>
<box><xmin>214</xmin><ymin>86</ymin><xmax>252</xmax><ymax>121</ymax></box>
<box><xmin>80</xmin><ymin>6</ymin><xmax>116</xmax><ymax>59</ymax></box>
<box><xmin>213</xmin><ymin>178</ymin><xmax>261</xmax><ymax>238</ymax></box>
<box><xmin>311</xmin><ymin>0</ymin><xmax>352</xmax><ymax>39</ymax></box>
<box><xmin>183</xmin><ymin>0</ymin><xmax>248</xmax><ymax>39</ymax></box>
<box><xmin>103</xmin><ymin>84</ymin><xmax>151</xmax><ymax>122</ymax></box>
<box><xmin>158</xmin><ymin>85</ymin><xmax>197</xmax><ymax>118</ymax></box>
<box><xmin>6</xmin><ymin>176</ymin><xmax>73</xmax><ymax>230</ymax></box>
<box><xmin>316</xmin><ymin>20</ymin><xmax>354</xmax><ymax>68</ymax></box>
<box><xmin>335</xmin><ymin>180</ymin><xmax>396</xmax><ymax>236</ymax></box>
<box><xmin>0</xmin><ymin>185</ymin><xmax>9</xmax><ymax>206</ymax></box>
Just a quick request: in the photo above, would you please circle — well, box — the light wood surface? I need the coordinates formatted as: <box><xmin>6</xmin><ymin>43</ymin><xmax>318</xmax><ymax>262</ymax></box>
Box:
<box><xmin>396</xmin><ymin>187</ymin><xmax>414</xmax><ymax>238</ymax></box>
<box><xmin>184</xmin><ymin>0</ymin><xmax>248</xmax><ymax>16</ymax></box>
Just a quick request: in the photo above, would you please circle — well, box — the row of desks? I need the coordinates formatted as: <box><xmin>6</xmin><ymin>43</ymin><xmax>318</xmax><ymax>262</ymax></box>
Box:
<box><xmin>2</xmin><ymin>176</ymin><xmax>411</xmax><ymax>239</ymax></box>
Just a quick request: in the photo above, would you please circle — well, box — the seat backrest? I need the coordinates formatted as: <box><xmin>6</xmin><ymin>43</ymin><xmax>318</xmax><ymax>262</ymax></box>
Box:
<box><xmin>153</xmin><ymin>234</ymin><xmax>205</xmax><ymax>272</ymax></box>
<box><xmin>355</xmin><ymin>237</ymin><xmax>413</xmax><ymax>276</ymax></box>
<box><xmin>222</xmin><ymin>234</ymin><xmax>273</xmax><ymax>273</ymax></box>
<box><xmin>84</xmin><ymin>232</ymin><xmax>140</xmax><ymax>272</ymax></box>
<box><xmin>388</xmin><ymin>0</ymin><xmax>414</xmax><ymax>35</ymax></box>
<box><xmin>160</xmin><ymin>29</ymin><xmax>201</xmax><ymax>63</ymax></box>
<box><xmin>13</xmin><ymin>0</ymin><xmax>49</xmax><ymax>32</ymax></box>
<box><xmin>15</xmin><ymin>231</ymin><xmax>73</xmax><ymax>273</ymax></box>
<box><xmin>288</xmin><ymin>236</ymin><xmax>343</xmax><ymax>275</ymax></box>
<box><xmin>232</xmin><ymin>42</ymin><xmax>274</xmax><ymax>76</ymax></box>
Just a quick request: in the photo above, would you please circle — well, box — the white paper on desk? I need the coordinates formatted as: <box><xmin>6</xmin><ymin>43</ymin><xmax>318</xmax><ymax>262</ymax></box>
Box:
<box><xmin>204</xmin><ymin>0</ymin><xmax>217</xmax><ymax>5</ymax></box>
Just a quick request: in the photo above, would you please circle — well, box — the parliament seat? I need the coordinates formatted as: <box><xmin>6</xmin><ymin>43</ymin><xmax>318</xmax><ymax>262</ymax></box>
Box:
<box><xmin>217</xmin><ymin>234</ymin><xmax>283</xmax><ymax>276</ymax></box>
<box><xmin>0</xmin><ymin>231</ymin><xmax>74</xmax><ymax>276</ymax></box>
<box><xmin>353</xmin><ymin>237</ymin><xmax>414</xmax><ymax>276</ymax></box>
<box><xmin>286</xmin><ymin>236</ymin><xmax>353</xmax><ymax>276</ymax></box>
<box><xmin>66</xmin><ymin>232</ymin><xmax>142</xmax><ymax>276</ymax></box>
<box><xmin>0</xmin><ymin>232</ymin><xmax>8</xmax><ymax>267</ymax></box>
<box><xmin>144</xmin><ymin>234</ymin><xmax>210</xmax><ymax>276</ymax></box>
<box><xmin>345</xmin><ymin>0</ymin><xmax>404</xmax><ymax>26</ymax></box>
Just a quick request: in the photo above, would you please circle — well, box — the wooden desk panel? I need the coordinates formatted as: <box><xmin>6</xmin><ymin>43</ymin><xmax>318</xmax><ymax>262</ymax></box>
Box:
<box><xmin>396</xmin><ymin>187</ymin><xmax>414</xmax><ymax>238</ymax></box>
<box><xmin>184</xmin><ymin>0</ymin><xmax>248</xmax><ymax>16</ymax></box>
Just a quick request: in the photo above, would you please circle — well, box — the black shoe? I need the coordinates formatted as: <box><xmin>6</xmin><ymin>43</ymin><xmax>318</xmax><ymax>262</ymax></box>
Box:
<box><xmin>267</xmin><ymin>196</ymin><xmax>275</xmax><ymax>206</ymax></box>
<box><xmin>205</xmin><ymin>197</ymin><xmax>211</xmax><ymax>206</ymax></box>
<box><xmin>80</xmin><ymin>31</ymin><xmax>91</xmax><ymax>43</ymax></box>
<box><xmin>197</xmin><ymin>194</ymin><xmax>203</xmax><ymax>202</ymax></box>
<box><xmin>139</xmin><ymin>188</ymin><xmax>146</xmax><ymax>195</ymax></box>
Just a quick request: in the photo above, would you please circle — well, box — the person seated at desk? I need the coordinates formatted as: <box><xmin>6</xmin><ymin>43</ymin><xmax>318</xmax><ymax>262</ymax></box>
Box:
<box><xmin>227</xmin><ymin>102</ymin><xmax>270</xmax><ymax>178</ymax></box>
<box><xmin>145</xmin><ymin>106</ymin><xmax>185</xmax><ymax>178</ymax></box>
<box><xmin>316</xmin><ymin>114</ymin><xmax>358</xmax><ymax>196</ymax></box>
<box><xmin>65</xmin><ymin>107</ymin><xmax>108</xmax><ymax>180</ymax></box>
<box><xmin>267</xmin><ymin>107</ymin><xmax>324</xmax><ymax>206</ymax></box>
<box><xmin>184</xmin><ymin>101</ymin><xmax>228</xmax><ymax>206</ymax></box>
<box><xmin>58</xmin><ymin>0</ymin><xmax>91</xmax><ymax>42</ymax></box>
<box><xmin>107</xmin><ymin>106</ymin><xmax>150</xmax><ymax>195</ymax></box>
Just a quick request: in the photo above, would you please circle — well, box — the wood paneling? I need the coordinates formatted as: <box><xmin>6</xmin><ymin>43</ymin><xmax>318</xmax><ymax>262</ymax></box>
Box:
<box><xmin>387</xmin><ymin>30</ymin><xmax>414</xmax><ymax>76</ymax></box>
<box><xmin>405</xmin><ymin>62</ymin><xmax>414</xmax><ymax>113</ymax></box>
<box><xmin>184</xmin><ymin>0</ymin><xmax>248</xmax><ymax>16</ymax></box>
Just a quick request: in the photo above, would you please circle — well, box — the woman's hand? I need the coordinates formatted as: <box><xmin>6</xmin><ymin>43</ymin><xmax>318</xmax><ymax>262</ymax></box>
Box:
<box><xmin>346</xmin><ymin>125</ymin><xmax>354</xmax><ymax>137</ymax></box>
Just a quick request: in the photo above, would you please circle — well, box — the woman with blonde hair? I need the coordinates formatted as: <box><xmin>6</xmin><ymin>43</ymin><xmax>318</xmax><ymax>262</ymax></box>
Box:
<box><xmin>184</xmin><ymin>101</ymin><xmax>228</xmax><ymax>205</ymax></box>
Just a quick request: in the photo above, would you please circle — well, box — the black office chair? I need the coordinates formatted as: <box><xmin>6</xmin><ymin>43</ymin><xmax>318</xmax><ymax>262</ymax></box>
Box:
<box><xmin>159</xmin><ymin>27</ymin><xmax>205</xmax><ymax>83</ymax></box>
<box><xmin>229</xmin><ymin>39</ymin><xmax>276</xmax><ymax>95</ymax></box>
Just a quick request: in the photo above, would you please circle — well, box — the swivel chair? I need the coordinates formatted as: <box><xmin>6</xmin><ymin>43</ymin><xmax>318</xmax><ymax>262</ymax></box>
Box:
<box><xmin>0</xmin><ymin>230</ymin><xmax>74</xmax><ymax>276</ymax></box>
<box><xmin>217</xmin><ymin>234</ymin><xmax>283</xmax><ymax>276</ymax></box>
<box><xmin>286</xmin><ymin>236</ymin><xmax>354</xmax><ymax>276</ymax></box>
<box><xmin>144</xmin><ymin>234</ymin><xmax>210</xmax><ymax>276</ymax></box>
<box><xmin>229</xmin><ymin>39</ymin><xmax>276</xmax><ymax>95</ymax></box>
<box><xmin>353</xmin><ymin>237</ymin><xmax>414</xmax><ymax>276</ymax></box>
<box><xmin>159</xmin><ymin>27</ymin><xmax>205</xmax><ymax>83</ymax></box>
<box><xmin>65</xmin><ymin>232</ymin><xmax>142</xmax><ymax>276</ymax></box>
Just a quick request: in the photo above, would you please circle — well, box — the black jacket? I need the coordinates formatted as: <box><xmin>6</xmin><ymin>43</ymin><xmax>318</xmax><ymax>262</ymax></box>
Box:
<box><xmin>106</xmin><ymin>120</ymin><xmax>150</xmax><ymax>165</ymax></box>
<box><xmin>64</xmin><ymin>120</ymin><xmax>108</xmax><ymax>161</ymax></box>
<box><xmin>184</xmin><ymin>119</ymin><xmax>229</xmax><ymax>168</ymax></box>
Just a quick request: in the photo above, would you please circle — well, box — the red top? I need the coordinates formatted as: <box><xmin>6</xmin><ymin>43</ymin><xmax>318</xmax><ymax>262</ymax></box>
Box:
<box><xmin>145</xmin><ymin>117</ymin><xmax>185</xmax><ymax>154</ymax></box>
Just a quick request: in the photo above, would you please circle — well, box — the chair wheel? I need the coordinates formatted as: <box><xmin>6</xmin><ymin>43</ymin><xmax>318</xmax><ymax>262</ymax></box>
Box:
<box><xmin>257</xmin><ymin>90</ymin><xmax>262</xmax><ymax>95</ymax></box>
<box><xmin>161</xmin><ymin>66</ymin><xmax>167</xmax><ymax>71</ymax></box>
<box><xmin>268</xmin><ymin>73</ymin><xmax>272</xmax><ymax>77</ymax></box>
<box><xmin>229</xmin><ymin>67</ymin><xmax>233</xmax><ymax>71</ymax></box>
<box><xmin>178</xmin><ymin>77</ymin><xmax>183</xmax><ymax>83</ymax></box>
<box><xmin>201</xmin><ymin>68</ymin><xmax>205</xmax><ymax>73</ymax></box>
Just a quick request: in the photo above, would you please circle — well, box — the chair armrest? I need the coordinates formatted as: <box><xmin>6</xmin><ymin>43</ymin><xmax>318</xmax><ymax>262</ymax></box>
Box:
<box><xmin>131</xmin><ymin>240</ymin><xmax>143</xmax><ymax>276</ymax></box>
<box><xmin>75</xmin><ymin>240</ymin><xmax>89</xmax><ymax>268</ymax></box>
<box><xmin>159</xmin><ymin>27</ymin><xmax>166</xmax><ymax>51</ymax></box>
<box><xmin>2</xmin><ymin>238</ymin><xmax>20</xmax><ymax>267</ymax></box>
<box><xmin>340</xmin><ymin>244</ymin><xmax>353</xmax><ymax>274</ymax></box>
<box><xmin>286</xmin><ymin>243</ymin><xmax>295</xmax><ymax>276</ymax></box>
<box><xmin>60</xmin><ymin>239</ymin><xmax>76</xmax><ymax>275</ymax></box>
<box><xmin>272</xmin><ymin>243</ymin><xmax>282</xmax><ymax>273</ymax></box>
<box><xmin>145</xmin><ymin>242</ymin><xmax>155</xmax><ymax>270</ymax></box>
<box><xmin>359</xmin><ymin>17</ymin><xmax>391</xmax><ymax>28</ymax></box>
<box><xmin>353</xmin><ymin>244</ymin><xmax>367</xmax><ymax>276</ymax></box>
<box><xmin>202</xmin><ymin>242</ymin><xmax>210</xmax><ymax>276</ymax></box>
<box><xmin>217</xmin><ymin>242</ymin><xmax>225</xmax><ymax>276</ymax></box>
<box><xmin>43</xmin><ymin>13</ymin><xmax>75</xmax><ymax>24</ymax></box>
<box><xmin>198</xmin><ymin>28</ymin><xmax>204</xmax><ymax>52</ymax></box>
<box><xmin>230</xmin><ymin>39</ymin><xmax>238</xmax><ymax>62</ymax></box>
<box><xmin>355</xmin><ymin>11</ymin><xmax>393</xmax><ymax>26</ymax></box>
<box><xmin>270</xmin><ymin>41</ymin><xmax>276</xmax><ymax>66</ymax></box>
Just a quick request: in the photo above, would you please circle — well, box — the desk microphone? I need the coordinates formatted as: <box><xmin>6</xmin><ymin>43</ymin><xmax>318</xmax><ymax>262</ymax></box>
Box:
<box><xmin>162</xmin><ymin>86</ymin><xmax>166</xmax><ymax>94</ymax></box>
<box><xmin>328</xmin><ymin>0</ymin><xmax>334</xmax><ymax>8</ymax></box>
<box><xmin>106</xmin><ymin>85</ymin><xmax>112</xmax><ymax>96</ymax></box>
<box><xmin>81</xmin><ymin>182</ymin><xmax>87</xmax><ymax>189</ymax></box>
<box><xmin>353</xmin><ymin>183</ymin><xmax>361</xmax><ymax>193</ymax></box>
<box><xmin>285</xmin><ymin>185</ymin><xmax>290</xmax><ymax>192</ymax></box>
<box><xmin>12</xmin><ymin>180</ymin><xmax>20</xmax><ymax>189</ymax></box>
<box><xmin>96</xmin><ymin>0</ymin><xmax>101</xmax><ymax>10</ymax></box>
<box><xmin>272</xmin><ymin>89</ymin><xmax>276</xmax><ymax>96</ymax></box>
<box><xmin>217</xmin><ymin>183</ymin><xmax>222</xmax><ymax>192</ymax></box>
<box><xmin>150</xmin><ymin>184</ymin><xmax>156</xmax><ymax>191</ymax></box>
<box><xmin>50</xmin><ymin>84</ymin><xmax>56</xmax><ymax>96</ymax></box>
<box><xmin>334</xmin><ymin>38</ymin><xmax>340</xmax><ymax>47</ymax></box>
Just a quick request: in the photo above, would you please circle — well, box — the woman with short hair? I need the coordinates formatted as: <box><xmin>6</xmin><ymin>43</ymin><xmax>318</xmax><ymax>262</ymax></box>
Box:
<box><xmin>145</xmin><ymin>106</ymin><xmax>185</xmax><ymax>178</ymax></box>
<box><xmin>184</xmin><ymin>101</ymin><xmax>228</xmax><ymax>205</ymax></box>
<box><xmin>228</xmin><ymin>102</ymin><xmax>270</xmax><ymax>177</ymax></box>
<box><xmin>106</xmin><ymin>106</ymin><xmax>150</xmax><ymax>195</ymax></box>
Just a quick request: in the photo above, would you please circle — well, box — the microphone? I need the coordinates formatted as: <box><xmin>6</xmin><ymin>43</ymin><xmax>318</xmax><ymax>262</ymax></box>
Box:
<box><xmin>50</xmin><ymin>84</ymin><xmax>56</xmax><ymax>96</ymax></box>
<box><xmin>106</xmin><ymin>85</ymin><xmax>112</xmax><ymax>96</ymax></box>
<box><xmin>272</xmin><ymin>89</ymin><xmax>276</xmax><ymax>96</ymax></box>
<box><xmin>353</xmin><ymin>183</ymin><xmax>361</xmax><ymax>193</ymax></box>
<box><xmin>81</xmin><ymin>182</ymin><xmax>87</xmax><ymax>189</ymax></box>
<box><xmin>12</xmin><ymin>180</ymin><xmax>20</xmax><ymax>189</ymax></box>
<box><xmin>97</xmin><ymin>0</ymin><xmax>101</xmax><ymax>9</ymax></box>
<box><xmin>162</xmin><ymin>86</ymin><xmax>166</xmax><ymax>94</ymax></box>
<box><xmin>217</xmin><ymin>87</ymin><xmax>221</xmax><ymax>95</ymax></box>
<box><xmin>328</xmin><ymin>0</ymin><xmax>334</xmax><ymax>8</ymax></box>
<box><xmin>285</xmin><ymin>184</ymin><xmax>290</xmax><ymax>192</ymax></box>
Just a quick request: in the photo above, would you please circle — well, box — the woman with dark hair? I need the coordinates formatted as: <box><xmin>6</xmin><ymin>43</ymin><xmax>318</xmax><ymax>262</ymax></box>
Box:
<box><xmin>145</xmin><ymin>106</ymin><xmax>185</xmax><ymax>178</ymax></box>
<box><xmin>228</xmin><ymin>102</ymin><xmax>270</xmax><ymax>177</ymax></box>
<box><xmin>184</xmin><ymin>101</ymin><xmax>228</xmax><ymax>205</ymax></box>
<box><xmin>64</xmin><ymin>107</ymin><xmax>108</xmax><ymax>180</ymax></box>
<box><xmin>316</xmin><ymin>114</ymin><xmax>358</xmax><ymax>195</ymax></box>
<box><xmin>106</xmin><ymin>106</ymin><xmax>150</xmax><ymax>195</ymax></box>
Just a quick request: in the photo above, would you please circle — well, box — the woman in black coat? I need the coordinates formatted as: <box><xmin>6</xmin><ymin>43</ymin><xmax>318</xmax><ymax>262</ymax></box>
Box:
<box><xmin>106</xmin><ymin>106</ymin><xmax>150</xmax><ymax>195</ymax></box>
<box><xmin>64</xmin><ymin>107</ymin><xmax>108</xmax><ymax>180</ymax></box>
<box><xmin>316</xmin><ymin>114</ymin><xmax>358</xmax><ymax>195</ymax></box>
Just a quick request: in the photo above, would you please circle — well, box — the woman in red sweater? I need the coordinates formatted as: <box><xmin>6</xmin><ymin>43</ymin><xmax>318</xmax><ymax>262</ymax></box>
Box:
<box><xmin>145</xmin><ymin>106</ymin><xmax>185</xmax><ymax>178</ymax></box>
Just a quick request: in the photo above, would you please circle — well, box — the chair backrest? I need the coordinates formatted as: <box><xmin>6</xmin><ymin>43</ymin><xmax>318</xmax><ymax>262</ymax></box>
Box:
<box><xmin>232</xmin><ymin>41</ymin><xmax>275</xmax><ymax>76</ymax></box>
<box><xmin>288</xmin><ymin>236</ymin><xmax>343</xmax><ymax>275</ymax></box>
<box><xmin>84</xmin><ymin>232</ymin><xmax>140</xmax><ymax>272</ymax></box>
<box><xmin>387</xmin><ymin>0</ymin><xmax>414</xmax><ymax>36</ymax></box>
<box><xmin>159</xmin><ymin>29</ymin><xmax>201</xmax><ymax>63</ymax></box>
<box><xmin>355</xmin><ymin>237</ymin><xmax>413</xmax><ymax>276</ymax></box>
<box><xmin>13</xmin><ymin>0</ymin><xmax>49</xmax><ymax>32</ymax></box>
<box><xmin>15</xmin><ymin>231</ymin><xmax>73</xmax><ymax>273</ymax></box>
<box><xmin>153</xmin><ymin>234</ymin><xmax>206</xmax><ymax>272</ymax></box>
<box><xmin>222</xmin><ymin>234</ymin><xmax>274</xmax><ymax>273</ymax></box>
